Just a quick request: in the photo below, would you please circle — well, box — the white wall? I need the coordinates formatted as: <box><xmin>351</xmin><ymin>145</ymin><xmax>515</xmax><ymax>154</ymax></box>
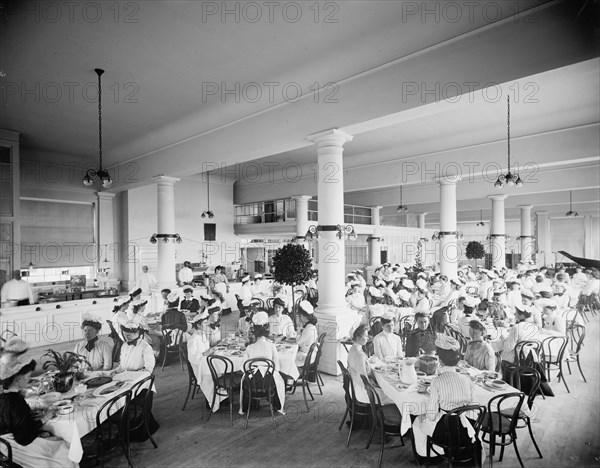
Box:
<box><xmin>551</xmin><ymin>216</ymin><xmax>599</xmax><ymax>262</ymax></box>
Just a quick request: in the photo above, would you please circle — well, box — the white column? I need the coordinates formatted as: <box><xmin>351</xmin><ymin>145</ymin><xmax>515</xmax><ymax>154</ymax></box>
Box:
<box><xmin>307</xmin><ymin>129</ymin><xmax>357</xmax><ymax>376</ymax></box>
<box><xmin>292</xmin><ymin>195</ymin><xmax>312</xmax><ymax>240</ymax></box>
<box><xmin>417</xmin><ymin>212</ymin><xmax>427</xmax><ymax>229</ymax></box>
<box><xmin>96</xmin><ymin>192</ymin><xmax>116</xmax><ymax>289</ymax></box>
<box><xmin>438</xmin><ymin>179</ymin><xmax>460</xmax><ymax>279</ymax></box>
<box><xmin>367</xmin><ymin>206</ymin><xmax>382</xmax><ymax>267</ymax></box>
<box><xmin>154</xmin><ymin>176</ymin><xmax>180</xmax><ymax>290</ymax></box>
<box><xmin>519</xmin><ymin>205</ymin><xmax>534</xmax><ymax>264</ymax></box>
<box><xmin>489</xmin><ymin>195</ymin><xmax>507</xmax><ymax>269</ymax></box>
<box><xmin>535</xmin><ymin>211</ymin><xmax>550</xmax><ymax>267</ymax></box>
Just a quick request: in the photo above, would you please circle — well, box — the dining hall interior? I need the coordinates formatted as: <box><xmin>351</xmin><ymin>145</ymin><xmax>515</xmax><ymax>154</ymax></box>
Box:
<box><xmin>1</xmin><ymin>0</ymin><xmax>599</xmax><ymax>467</ymax></box>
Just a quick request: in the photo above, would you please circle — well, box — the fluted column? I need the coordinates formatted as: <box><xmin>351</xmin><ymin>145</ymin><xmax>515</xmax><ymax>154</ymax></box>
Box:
<box><xmin>438</xmin><ymin>178</ymin><xmax>460</xmax><ymax>279</ymax></box>
<box><xmin>519</xmin><ymin>205</ymin><xmax>534</xmax><ymax>264</ymax></box>
<box><xmin>307</xmin><ymin>129</ymin><xmax>355</xmax><ymax>376</ymax></box>
<box><xmin>489</xmin><ymin>195</ymin><xmax>507</xmax><ymax>269</ymax></box>
<box><xmin>154</xmin><ymin>176</ymin><xmax>180</xmax><ymax>289</ymax></box>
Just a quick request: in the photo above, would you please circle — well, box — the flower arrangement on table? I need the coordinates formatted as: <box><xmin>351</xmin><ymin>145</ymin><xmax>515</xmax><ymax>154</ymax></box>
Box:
<box><xmin>42</xmin><ymin>350</ymin><xmax>92</xmax><ymax>391</ymax></box>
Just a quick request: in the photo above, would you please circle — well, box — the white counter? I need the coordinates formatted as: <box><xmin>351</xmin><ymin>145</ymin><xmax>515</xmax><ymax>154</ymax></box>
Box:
<box><xmin>0</xmin><ymin>296</ymin><xmax>121</xmax><ymax>347</ymax></box>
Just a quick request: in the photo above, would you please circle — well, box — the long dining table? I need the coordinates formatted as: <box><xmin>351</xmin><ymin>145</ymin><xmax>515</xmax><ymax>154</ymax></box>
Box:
<box><xmin>28</xmin><ymin>370</ymin><xmax>154</xmax><ymax>463</ymax></box>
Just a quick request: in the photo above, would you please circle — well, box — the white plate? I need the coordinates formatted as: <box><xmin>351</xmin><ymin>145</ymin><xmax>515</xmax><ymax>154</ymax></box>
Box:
<box><xmin>39</xmin><ymin>392</ymin><xmax>61</xmax><ymax>404</ymax></box>
<box><xmin>93</xmin><ymin>382</ymin><xmax>125</xmax><ymax>398</ymax></box>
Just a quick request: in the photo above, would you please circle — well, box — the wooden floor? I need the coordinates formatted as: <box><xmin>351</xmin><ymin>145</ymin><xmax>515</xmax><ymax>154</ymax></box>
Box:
<box><xmin>27</xmin><ymin>313</ymin><xmax>600</xmax><ymax>468</ymax></box>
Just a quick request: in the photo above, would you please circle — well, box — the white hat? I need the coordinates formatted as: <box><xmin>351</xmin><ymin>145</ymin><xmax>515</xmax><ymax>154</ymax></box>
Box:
<box><xmin>354</xmin><ymin>270</ymin><xmax>363</xmax><ymax>276</ymax></box>
<box><xmin>515</xmin><ymin>304</ymin><xmax>534</xmax><ymax>315</ymax></box>
<box><xmin>538</xmin><ymin>284</ymin><xmax>553</xmax><ymax>294</ymax></box>
<box><xmin>347</xmin><ymin>273</ymin><xmax>356</xmax><ymax>278</ymax></box>
<box><xmin>463</xmin><ymin>296</ymin><xmax>481</xmax><ymax>308</ymax></box>
<box><xmin>397</xmin><ymin>290</ymin><xmax>412</xmax><ymax>302</ymax></box>
<box><xmin>485</xmin><ymin>270</ymin><xmax>497</xmax><ymax>279</ymax></box>
<box><xmin>254</xmin><ymin>273</ymin><xmax>263</xmax><ymax>279</ymax></box>
<box><xmin>241</xmin><ymin>275</ymin><xmax>250</xmax><ymax>283</ymax></box>
<box><xmin>375</xmin><ymin>279</ymin><xmax>386</xmax><ymax>288</ymax></box>
<box><xmin>368</xmin><ymin>286</ymin><xmax>382</xmax><ymax>298</ymax></box>
<box><xmin>553</xmin><ymin>283</ymin><xmax>567</xmax><ymax>291</ymax></box>
<box><xmin>537</xmin><ymin>298</ymin><xmax>557</xmax><ymax>309</ymax></box>
<box><xmin>299</xmin><ymin>300</ymin><xmax>314</xmax><ymax>314</ymax></box>
<box><xmin>402</xmin><ymin>279</ymin><xmax>415</xmax><ymax>289</ymax></box>
<box><xmin>417</xmin><ymin>272</ymin><xmax>427</xmax><ymax>279</ymax></box>
<box><xmin>167</xmin><ymin>291</ymin><xmax>180</xmax><ymax>303</ymax></box>
<box><xmin>191</xmin><ymin>311</ymin><xmax>209</xmax><ymax>324</ymax></box>
<box><xmin>381</xmin><ymin>311</ymin><xmax>395</xmax><ymax>321</ymax></box>
<box><xmin>252</xmin><ymin>311</ymin><xmax>269</xmax><ymax>326</ymax></box>
<box><xmin>0</xmin><ymin>357</ymin><xmax>36</xmax><ymax>381</ymax></box>
<box><xmin>122</xmin><ymin>315</ymin><xmax>148</xmax><ymax>331</ymax></box>
<box><xmin>81</xmin><ymin>313</ymin><xmax>102</xmax><ymax>326</ymax></box>
<box><xmin>200</xmin><ymin>293</ymin><xmax>212</xmax><ymax>302</ymax></box>
<box><xmin>116</xmin><ymin>296</ymin><xmax>131</xmax><ymax>307</ymax></box>
<box><xmin>435</xmin><ymin>334</ymin><xmax>460</xmax><ymax>351</ymax></box>
<box><xmin>520</xmin><ymin>289</ymin><xmax>535</xmax><ymax>299</ymax></box>
<box><xmin>416</xmin><ymin>278</ymin><xmax>428</xmax><ymax>290</ymax></box>
<box><xmin>132</xmin><ymin>298</ymin><xmax>148</xmax><ymax>307</ymax></box>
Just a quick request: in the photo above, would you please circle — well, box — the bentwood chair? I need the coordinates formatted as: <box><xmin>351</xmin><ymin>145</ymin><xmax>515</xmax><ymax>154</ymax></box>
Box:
<box><xmin>266</xmin><ymin>297</ymin><xmax>276</xmax><ymax>314</ymax></box>
<box><xmin>107</xmin><ymin>320</ymin><xmax>123</xmax><ymax>364</ymax></box>
<box><xmin>250</xmin><ymin>297</ymin><xmax>265</xmax><ymax>309</ymax></box>
<box><xmin>180</xmin><ymin>346</ymin><xmax>201</xmax><ymax>411</ymax></box>
<box><xmin>514</xmin><ymin>340</ymin><xmax>542</xmax><ymax>367</ymax></box>
<box><xmin>361</xmin><ymin>375</ymin><xmax>404</xmax><ymax>468</ymax></box>
<box><xmin>0</xmin><ymin>436</ymin><xmax>21</xmax><ymax>468</ymax></box>
<box><xmin>565</xmin><ymin>324</ymin><xmax>587</xmax><ymax>383</ymax></box>
<box><xmin>337</xmin><ymin>360</ymin><xmax>371</xmax><ymax>447</ymax></box>
<box><xmin>541</xmin><ymin>335</ymin><xmax>569</xmax><ymax>392</ymax></box>
<box><xmin>426</xmin><ymin>405</ymin><xmax>486</xmax><ymax>468</ymax></box>
<box><xmin>287</xmin><ymin>342</ymin><xmax>319</xmax><ymax>412</ymax></box>
<box><xmin>82</xmin><ymin>390</ymin><xmax>133</xmax><ymax>468</ymax></box>
<box><xmin>398</xmin><ymin>314</ymin><xmax>415</xmax><ymax>352</ymax></box>
<box><xmin>127</xmin><ymin>374</ymin><xmax>158</xmax><ymax>449</ymax></box>
<box><xmin>207</xmin><ymin>355</ymin><xmax>243</xmax><ymax>425</ymax></box>
<box><xmin>314</xmin><ymin>332</ymin><xmax>326</xmax><ymax>388</ymax></box>
<box><xmin>481</xmin><ymin>392</ymin><xmax>526</xmax><ymax>468</ymax></box>
<box><xmin>444</xmin><ymin>325</ymin><xmax>468</xmax><ymax>358</ymax></box>
<box><xmin>160</xmin><ymin>325</ymin><xmax>184</xmax><ymax>371</ymax></box>
<box><xmin>242</xmin><ymin>358</ymin><xmax>277</xmax><ymax>429</ymax></box>
<box><xmin>506</xmin><ymin>366</ymin><xmax>544</xmax><ymax>460</ymax></box>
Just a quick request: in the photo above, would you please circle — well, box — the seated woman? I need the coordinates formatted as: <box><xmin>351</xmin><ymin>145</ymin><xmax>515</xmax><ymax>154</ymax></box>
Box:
<box><xmin>347</xmin><ymin>325</ymin><xmax>394</xmax><ymax>406</ymax></box>
<box><xmin>464</xmin><ymin>320</ymin><xmax>496</xmax><ymax>371</ymax></box>
<box><xmin>538</xmin><ymin>298</ymin><xmax>566</xmax><ymax>335</ymax></box>
<box><xmin>268</xmin><ymin>297</ymin><xmax>294</xmax><ymax>337</ymax></box>
<box><xmin>180</xmin><ymin>287</ymin><xmax>201</xmax><ymax>316</ymax></box>
<box><xmin>295</xmin><ymin>300</ymin><xmax>318</xmax><ymax>366</ymax></box>
<box><xmin>456</xmin><ymin>295</ymin><xmax>481</xmax><ymax>338</ymax></box>
<box><xmin>372</xmin><ymin>311</ymin><xmax>403</xmax><ymax>361</ymax></box>
<box><xmin>73</xmin><ymin>313</ymin><xmax>113</xmax><ymax>371</ymax></box>
<box><xmin>161</xmin><ymin>292</ymin><xmax>189</xmax><ymax>347</ymax></box>
<box><xmin>206</xmin><ymin>303</ymin><xmax>222</xmax><ymax>347</ymax></box>
<box><xmin>405</xmin><ymin>312</ymin><xmax>437</xmax><ymax>357</ymax></box>
<box><xmin>0</xmin><ymin>357</ymin><xmax>76</xmax><ymax>467</ymax></box>
<box><xmin>187</xmin><ymin>311</ymin><xmax>211</xmax><ymax>381</ymax></box>
<box><xmin>113</xmin><ymin>317</ymin><xmax>155</xmax><ymax>373</ymax></box>
<box><xmin>238</xmin><ymin>299</ymin><xmax>257</xmax><ymax>335</ymax></box>
<box><xmin>239</xmin><ymin>312</ymin><xmax>287</xmax><ymax>414</ymax></box>
<box><xmin>413</xmin><ymin>284</ymin><xmax>432</xmax><ymax>314</ymax></box>
<box><xmin>411</xmin><ymin>334</ymin><xmax>477</xmax><ymax>457</ymax></box>
<box><xmin>500</xmin><ymin>304</ymin><xmax>541</xmax><ymax>365</ymax></box>
<box><xmin>430</xmin><ymin>307</ymin><xmax>450</xmax><ymax>335</ymax></box>
<box><xmin>111</xmin><ymin>296</ymin><xmax>132</xmax><ymax>341</ymax></box>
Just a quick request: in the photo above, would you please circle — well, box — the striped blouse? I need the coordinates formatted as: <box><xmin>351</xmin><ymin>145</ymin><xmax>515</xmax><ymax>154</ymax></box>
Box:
<box><xmin>427</xmin><ymin>367</ymin><xmax>474</xmax><ymax>415</ymax></box>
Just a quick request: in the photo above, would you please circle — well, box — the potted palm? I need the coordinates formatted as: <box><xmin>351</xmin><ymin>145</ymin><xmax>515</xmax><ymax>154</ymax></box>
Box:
<box><xmin>42</xmin><ymin>350</ymin><xmax>91</xmax><ymax>392</ymax></box>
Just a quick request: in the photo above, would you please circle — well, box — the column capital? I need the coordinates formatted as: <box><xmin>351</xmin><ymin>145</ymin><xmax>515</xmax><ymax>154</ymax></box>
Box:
<box><xmin>96</xmin><ymin>192</ymin><xmax>116</xmax><ymax>200</ymax></box>
<box><xmin>437</xmin><ymin>175</ymin><xmax>461</xmax><ymax>185</ymax></box>
<box><xmin>152</xmin><ymin>175</ymin><xmax>180</xmax><ymax>186</ymax></box>
<box><xmin>292</xmin><ymin>195</ymin><xmax>313</xmax><ymax>202</ymax></box>
<box><xmin>488</xmin><ymin>194</ymin><xmax>508</xmax><ymax>201</ymax></box>
<box><xmin>307</xmin><ymin>128</ymin><xmax>353</xmax><ymax>147</ymax></box>
<box><xmin>536</xmin><ymin>211</ymin><xmax>549</xmax><ymax>215</ymax></box>
<box><xmin>417</xmin><ymin>212</ymin><xmax>429</xmax><ymax>216</ymax></box>
<box><xmin>518</xmin><ymin>205</ymin><xmax>533</xmax><ymax>211</ymax></box>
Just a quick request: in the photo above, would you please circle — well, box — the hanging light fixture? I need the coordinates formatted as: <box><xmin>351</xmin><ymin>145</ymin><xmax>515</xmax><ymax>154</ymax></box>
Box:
<box><xmin>201</xmin><ymin>172</ymin><xmax>215</xmax><ymax>219</ymax></box>
<box><xmin>565</xmin><ymin>190</ymin><xmax>579</xmax><ymax>217</ymax></box>
<box><xmin>396</xmin><ymin>186</ymin><xmax>408</xmax><ymax>212</ymax></box>
<box><xmin>494</xmin><ymin>95</ymin><xmax>523</xmax><ymax>189</ymax></box>
<box><xmin>83</xmin><ymin>69</ymin><xmax>113</xmax><ymax>188</ymax></box>
<box><xmin>476</xmin><ymin>209</ymin><xmax>485</xmax><ymax>227</ymax></box>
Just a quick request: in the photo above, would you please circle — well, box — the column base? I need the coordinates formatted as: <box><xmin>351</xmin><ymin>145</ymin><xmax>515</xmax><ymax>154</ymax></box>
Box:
<box><xmin>315</xmin><ymin>306</ymin><xmax>361</xmax><ymax>376</ymax></box>
<box><xmin>365</xmin><ymin>266</ymin><xmax>378</xmax><ymax>284</ymax></box>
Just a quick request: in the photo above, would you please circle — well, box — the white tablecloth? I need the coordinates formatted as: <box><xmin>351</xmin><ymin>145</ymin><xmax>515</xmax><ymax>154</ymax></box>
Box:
<box><xmin>198</xmin><ymin>343</ymin><xmax>299</xmax><ymax>413</ymax></box>
<box><xmin>39</xmin><ymin>371</ymin><xmax>154</xmax><ymax>462</ymax></box>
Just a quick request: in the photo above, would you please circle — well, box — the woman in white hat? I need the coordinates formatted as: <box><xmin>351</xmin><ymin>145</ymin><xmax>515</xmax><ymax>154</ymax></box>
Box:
<box><xmin>295</xmin><ymin>301</ymin><xmax>318</xmax><ymax>366</ymax></box>
<box><xmin>372</xmin><ymin>311</ymin><xmax>403</xmax><ymax>361</ymax></box>
<box><xmin>206</xmin><ymin>303</ymin><xmax>223</xmax><ymax>347</ymax></box>
<box><xmin>456</xmin><ymin>295</ymin><xmax>481</xmax><ymax>338</ymax></box>
<box><xmin>113</xmin><ymin>317</ymin><xmax>155</xmax><ymax>373</ymax></box>
<box><xmin>413</xmin><ymin>283</ymin><xmax>432</xmax><ymax>315</ymax></box>
<box><xmin>240</xmin><ymin>274</ymin><xmax>253</xmax><ymax>302</ymax></box>
<box><xmin>0</xmin><ymin>357</ymin><xmax>76</xmax><ymax>467</ymax></box>
<box><xmin>73</xmin><ymin>313</ymin><xmax>113</xmax><ymax>371</ymax></box>
<box><xmin>346</xmin><ymin>282</ymin><xmax>366</xmax><ymax>310</ymax></box>
<box><xmin>111</xmin><ymin>296</ymin><xmax>132</xmax><ymax>341</ymax></box>
<box><xmin>538</xmin><ymin>299</ymin><xmax>566</xmax><ymax>335</ymax></box>
<box><xmin>187</xmin><ymin>311</ymin><xmax>211</xmax><ymax>380</ymax></box>
<box><xmin>411</xmin><ymin>335</ymin><xmax>476</xmax><ymax>457</ymax></box>
<box><xmin>240</xmin><ymin>312</ymin><xmax>286</xmax><ymax>414</ymax></box>
<box><xmin>500</xmin><ymin>304</ymin><xmax>541</xmax><ymax>364</ymax></box>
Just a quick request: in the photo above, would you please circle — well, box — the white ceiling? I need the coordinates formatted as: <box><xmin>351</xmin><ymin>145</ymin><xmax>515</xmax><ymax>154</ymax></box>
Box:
<box><xmin>1</xmin><ymin>0</ymin><xmax>599</xmax><ymax>220</ymax></box>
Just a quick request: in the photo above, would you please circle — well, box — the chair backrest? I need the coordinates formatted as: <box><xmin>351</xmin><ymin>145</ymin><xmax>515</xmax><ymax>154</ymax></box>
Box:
<box><xmin>315</xmin><ymin>332</ymin><xmax>326</xmax><ymax>364</ymax></box>
<box><xmin>242</xmin><ymin>358</ymin><xmax>275</xmax><ymax>397</ymax></box>
<box><xmin>179</xmin><ymin>345</ymin><xmax>196</xmax><ymax>384</ymax></box>
<box><xmin>95</xmin><ymin>390</ymin><xmax>132</xmax><ymax>448</ymax></box>
<box><xmin>0</xmin><ymin>437</ymin><xmax>13</xmax><ymax>468</ymax></box>
<box><xmin>207</xmin><ymin>355</ymin><xmax>236</xmax><ymax>389</ymax></box>
<box><xmin>442</xmin><ymin>405</ymin><xmax>487</xmax><ymax>463</ymax></box>
<box><xmin>569</xmin><ymin>324</ymin><xmax>586</xmax><ymax>355</ymax></box>
<box><xmin>162</xmin><ymin>324</ymin><xmax>183</xmax><ymax>347</ymax></box>
<box><xmin>107</xmin><ymin>320</ymin><xmax>121</xmax><ymax>342</ymax></box>
<box><xmin>251</xmin><ymin>297</ymin><xmax>265</xmax><ymax>309</ymax></box>
<box><xmin>128</xmin><ymin>374</ymin><xmax>155</xmax><ymax>427</ymax></box>
<box><xmin>541</xmin><ymin>335</ymin><xmax>568</xmax><ymax>364</ymax></box>
<box><xmin>361</xmin><ymin>374</ymin><xmax>383</xmax><ymax>423</ymax></box>
<box><xmin>445</xmin><ymin>325</ymin><xmax>468</xmax><ymax>357</ymax></box>
<box><xmin>487</xmin><ymin>392</ymin><xmax>525</xmax><ymax>435</ymax></box>
<box><xmin>266</xmin><ymin>297</ymin><xmax>275</xmax><ymax>312</ymax></box>
<box><xmin>515</xmin><ymin>340</ymin><xmax>541</xmax><ymax>366</ymax></box>
<box><xmin>562</xmin><ymin>308</ymin><xmax>579</xmax><ymax>327</ymax></box>
<box><xmin>301</xmin><ymin>342</ymin><xmax>320</xmax><ymax>381</ymax></box>
<box><xmin>509</xmin><ymin>366</ymin><xmax>541</xmax><ymax>410</ymax></box>
<box><xmin>337</xmin><ymin>360</ymin><xmax>352</xmax><ymax>408</ymax></box>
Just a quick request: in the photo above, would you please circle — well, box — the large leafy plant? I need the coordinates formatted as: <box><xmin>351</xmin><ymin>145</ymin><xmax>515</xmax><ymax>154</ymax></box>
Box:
<box><xmin>272</xmin><ymin>243</ymin><xmax>313</xmax><ymax>326</ymax></box>
<box><xmin>42</xmin><ymin>350</ymin><xmax>91</xmax><ymax>374</ymax></box>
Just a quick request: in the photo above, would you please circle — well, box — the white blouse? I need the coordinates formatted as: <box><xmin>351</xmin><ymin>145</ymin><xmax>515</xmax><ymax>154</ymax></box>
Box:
<box><xmin>242</xmin><ymin>338</ymin><xmax>280</xmax><ymax>371</ymax></box>
<box><xmin>118</xmin><ymin>339</ymin><xmax>155</xmax><ymax>373</ymax></box>
<box><xmin>268</xmin><ymin>314</ymin><xmax>294</xmax><ymax>337</ymax></box>
<box><xmin>74</xmin><ymin>339</ymin><xmax>113</xmax><ymax>371</ymax></box>
<box><xmin>372</xmin><ymin>331</ymin><xmax>404</xmax><ymax>361</ymax></box>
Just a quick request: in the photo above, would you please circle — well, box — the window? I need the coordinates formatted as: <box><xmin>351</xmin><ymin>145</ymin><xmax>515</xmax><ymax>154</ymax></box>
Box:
<box><xmin>204</xmin><ymin>223</ymin><xmax>216</xmax><ymax>241</ymax></box>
